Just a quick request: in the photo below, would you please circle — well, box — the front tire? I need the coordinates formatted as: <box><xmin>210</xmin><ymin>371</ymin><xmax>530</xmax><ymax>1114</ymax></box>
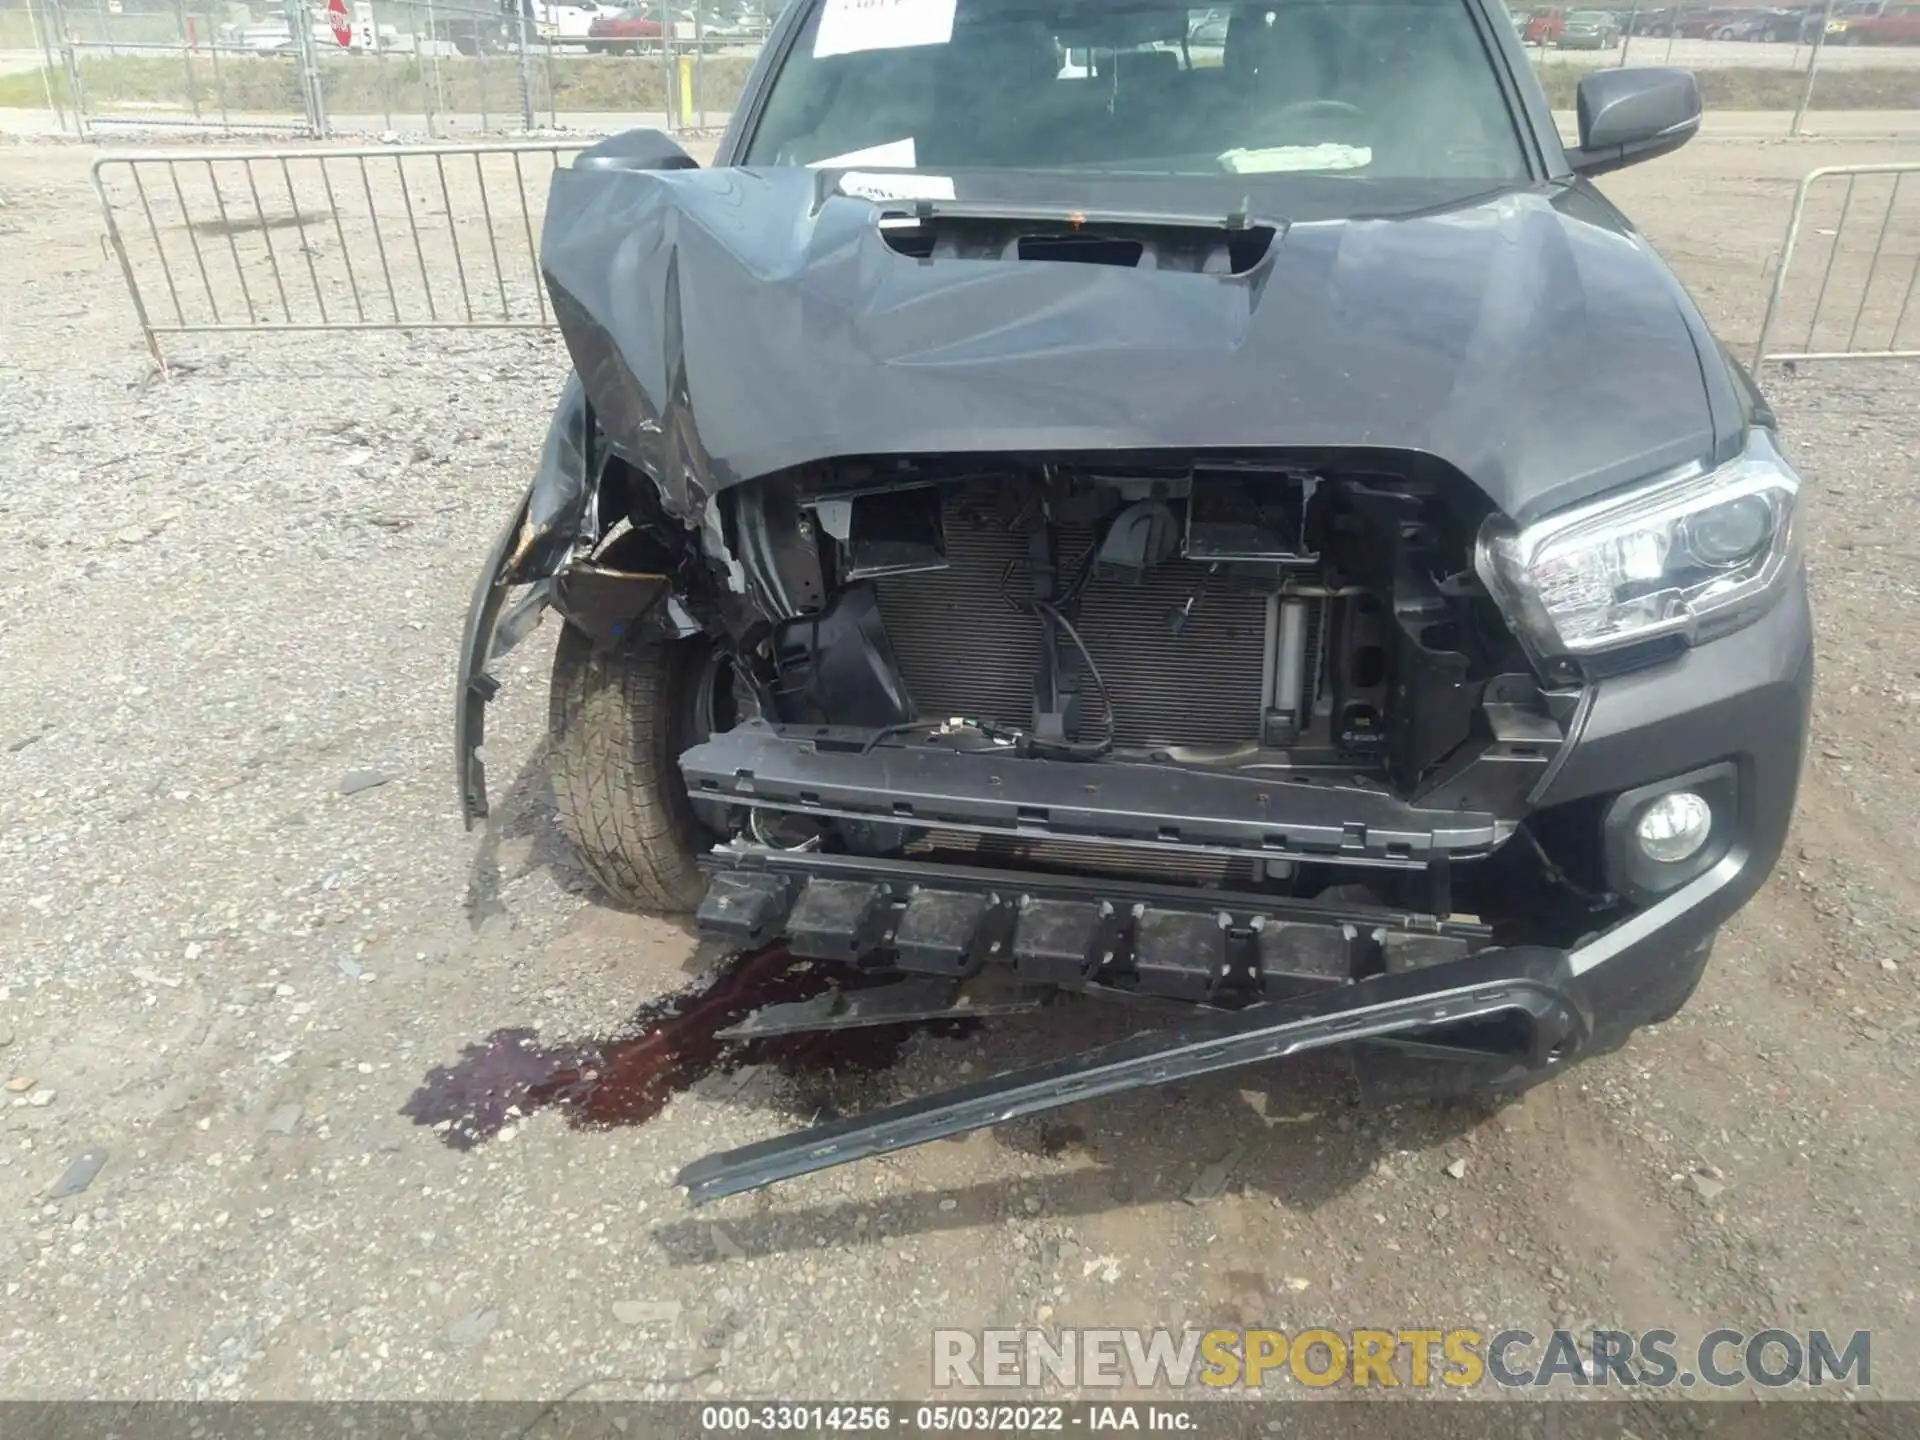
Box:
<box><xmin>548</xmin><ymin>625</ymin><xmax>717</xmax><ymax>913</ymax></box>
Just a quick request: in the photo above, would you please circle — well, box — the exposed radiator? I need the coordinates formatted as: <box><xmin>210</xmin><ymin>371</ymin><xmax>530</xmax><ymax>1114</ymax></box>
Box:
<box><xmin>874</xmin><ymin>500</ymin><xmax>1284</xmax><ymax>749</ymax></box>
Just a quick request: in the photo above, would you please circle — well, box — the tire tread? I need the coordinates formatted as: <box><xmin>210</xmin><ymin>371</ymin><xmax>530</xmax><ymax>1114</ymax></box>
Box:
<box><xmin>548</xmin><ymin>625</ymin><xmax>707</xmax><ymax>914</ymax></box>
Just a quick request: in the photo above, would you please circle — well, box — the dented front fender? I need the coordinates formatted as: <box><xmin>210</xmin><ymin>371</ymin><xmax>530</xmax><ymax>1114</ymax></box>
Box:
<box><xmin>456</xmin><ymin>376</ymin><xmax>692</xmax><ymax>827</ymax></box>
<box><xmin>456</xmin><ymin>377</ymin><xmax>611</xmax><ymax>828</ymax></box>
<box><xmin>455</xmin><ymin>488</ymin><xmax>532</xmax><ymax>829</ymax></box>
<box><xmin>509</xmin><ymin>373</ymin><xmax>600</xmax><ymax>586</ymax></box>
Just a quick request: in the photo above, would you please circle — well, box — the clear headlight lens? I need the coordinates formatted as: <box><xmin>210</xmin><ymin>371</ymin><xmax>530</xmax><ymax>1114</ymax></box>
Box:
<box><xmin>1477</xmin><ymin>429</ymin><xmax>1801</xmax><ymax>661</ymax></box>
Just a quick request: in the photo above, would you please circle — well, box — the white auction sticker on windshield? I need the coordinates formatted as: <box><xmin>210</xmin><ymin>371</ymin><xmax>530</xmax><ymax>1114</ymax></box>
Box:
<box><xmin>812</xmin><ymin>0</ymin><xmax>956</xmax><ymax>58</ymax></box>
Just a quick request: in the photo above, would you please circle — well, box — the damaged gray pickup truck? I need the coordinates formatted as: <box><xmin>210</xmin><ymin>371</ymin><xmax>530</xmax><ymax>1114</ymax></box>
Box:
<box><xmin>456</xmin><ymin>0</ymin><xmax>1811</xmax><ymax>1202</ymax></box>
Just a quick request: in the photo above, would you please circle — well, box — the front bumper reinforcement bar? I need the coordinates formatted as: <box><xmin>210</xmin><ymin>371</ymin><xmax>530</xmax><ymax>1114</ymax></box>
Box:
<box><xmin>675</xmin><ymin>945</ymin><xmax>1584</xmax><ymax>1203</ymax></box>
<box><xmin>679</xmin><ymin>721</ymin><xmax>1504</xmax><ymax>866</ymax></box>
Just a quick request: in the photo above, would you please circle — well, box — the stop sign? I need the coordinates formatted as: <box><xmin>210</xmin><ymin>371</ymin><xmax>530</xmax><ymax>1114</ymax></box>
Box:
<box><xmin>327</xmin><ymin>0</ymin><xmax>352</xmax><ymax>46</ymax></box>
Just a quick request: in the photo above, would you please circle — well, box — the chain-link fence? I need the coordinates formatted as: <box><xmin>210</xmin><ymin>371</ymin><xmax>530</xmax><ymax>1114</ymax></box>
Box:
<box><xmin>18</xmin><ymin>0</ymin><xmax>1920</xmax><ymax>142</ymax></box>
<box><xmin>13</xmin><ymin>0</ymin><xmax>1920</xmax><ymax>140</ymax></box>
<box><xmin>11</xmin><ymin>0</ymin><xmax>1920</xmax><ymax>139</ymax></box>
<box><xmin>44</xmin><ymin>0</ymin><xmax>325</xmax><ymax>133</ymax></box>
<box><xmin>3</xmin><ymin>0</ymin><xmax>771</xmax><ymax>137</ymax></box>
<box><xmin>300</xmin><ymin>1</ymin><xmax>768</xmax><ymax>136</ymax></box>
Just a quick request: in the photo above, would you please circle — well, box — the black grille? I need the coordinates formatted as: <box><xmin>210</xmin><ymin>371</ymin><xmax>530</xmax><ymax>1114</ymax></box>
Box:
<box><xmin>873</xmin><ymin>501</ymin><xmax>1272</xmax><ymax>749</ymax></box>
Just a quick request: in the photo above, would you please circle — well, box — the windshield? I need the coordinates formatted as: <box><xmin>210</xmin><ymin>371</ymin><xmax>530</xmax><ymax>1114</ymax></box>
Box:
<box><xmin>742</xmin><ymin>0</ymin><xmax>1529</xmax><ymax>182</ymax></box>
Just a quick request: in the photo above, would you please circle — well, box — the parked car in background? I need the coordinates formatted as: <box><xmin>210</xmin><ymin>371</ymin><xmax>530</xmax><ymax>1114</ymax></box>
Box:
<box><xmin>1686</xmin><ymin>6</ymin><xmax>1752</xmax><ymax>34</ymax></box>
<box><xmin>1825</xmin><ymin>0</ymin><xmax>1920</xmax><ymax>43</ymax></box>
<box><xmin>1524</xmin><ymin>6</ymin><xmax>1565</xmax><ymax>41</ymax></box>
<box><xmin>430</xmin><ymin>10</ymin><xmax>511</xmax><ymax>53</ymax></box>
<box><xmin>1635</xmin><ymin>5</ymin><xmax>1742</xmax><ymax>36</ymax></box>
<box><xmin>1711</xmin><ymin>8</ymin><xmax>1800</xmax><ymax>39</ymax></box>
<box><xmin>534</xmin><ymin>0</ymin><xmax>620</xmax><ymax>41</ymax></box>
<box><xmin>585</xmin><ymin>4</ymin><xmax>664</xmax><ymax>50</ymax></box>
<box><xmin>1557</xmin><ymin>8</ymin><xmax>1620</xmax><ymax>45</ymax></box>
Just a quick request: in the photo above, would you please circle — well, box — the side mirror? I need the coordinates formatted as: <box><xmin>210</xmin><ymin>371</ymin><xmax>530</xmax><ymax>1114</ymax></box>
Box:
<box><xmin>574</xmin><ymin>127</ymin><xmax>700</xmax><ymax>172</ymax></box>
<box><xmin>1567</xmin><ymin>67</ymin><xmax>1701</xmax><ymax>178</ymax></box>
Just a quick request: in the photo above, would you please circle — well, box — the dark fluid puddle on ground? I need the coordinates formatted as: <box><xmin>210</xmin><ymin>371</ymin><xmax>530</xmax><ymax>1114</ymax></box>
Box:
<box><xmin>402</xmin><ymin>946</ymin><xmax>968</xmax><ymax>1150</ymax></box>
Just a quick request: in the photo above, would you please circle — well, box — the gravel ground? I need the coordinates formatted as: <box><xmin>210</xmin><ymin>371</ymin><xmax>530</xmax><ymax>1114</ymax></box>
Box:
<box><xmin>2</xmin><ymin>126</ymin><xmax>1919</xmax><ymax>1403</ymax></box>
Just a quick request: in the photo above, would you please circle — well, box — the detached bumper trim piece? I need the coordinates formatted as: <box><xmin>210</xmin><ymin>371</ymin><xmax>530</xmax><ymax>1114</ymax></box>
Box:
<box><xmin>679</xmin><ymin>722</ymin><xmax>1504</xmax><ymax>866</ymax></box>
<box><xmin>454</xmin><ymin>493</ymin><xmax>532</xmax><ymax>828</ymax></box>
<box><xmin>675</xmin><ymin>944</ymin><xmax>1583</xmax><ymax>1203</ymax></box>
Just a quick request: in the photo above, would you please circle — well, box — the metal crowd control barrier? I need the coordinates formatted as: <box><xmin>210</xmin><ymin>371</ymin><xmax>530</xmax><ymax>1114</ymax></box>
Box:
<box><xmin>1754</xmin><ymin>162</ymin><xmax>1920</xmax><ymax>368</ymax></box>
<box><xmin>93</xmin><ymin>142</ymin><xmax>589</xmax><ymax>368</ymax></box>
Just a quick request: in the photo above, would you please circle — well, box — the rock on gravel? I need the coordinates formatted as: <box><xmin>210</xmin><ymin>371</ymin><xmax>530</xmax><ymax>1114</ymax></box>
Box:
<box><xmin>1183</xmin><ymin>1143</ymin><xmax>1247</xmax><ymax>1204</ymax></box>
<box><xmin>46</xmin><ymin>1148</ymin><xmax>109</xmax><ymax>1200</ymax></box>
<box><xmin>1689</xmin><ymin>1173</ymin><xmax>1727</xmax><ymax>1203</ymax></box>
<box><xmin>612</xmin><ymin>1300</ymin><xmax>683</xmax><ymax>1327</ymax></box>
<box><xmin>337</xmin><ymin>770</ymin><xmax>394</xmax><ymax>796</ymax></box>
<box><xmin>446</xmin><ymin>1310</ymin><xmax>499</xmax><ymax>1349</ymax></box>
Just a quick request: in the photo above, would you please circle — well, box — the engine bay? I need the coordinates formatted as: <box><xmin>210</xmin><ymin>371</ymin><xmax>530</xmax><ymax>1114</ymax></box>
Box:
<box><xmin>468</xmin><ymin>442</ymin><xmax>1599</xmax><ymax>944</ymax></box>
<box><xmin>648</xmin><ymin>451</ymin><xmax>1594</xmax><ymax>997</ymax></box>
<box><xmin>720</xmin><ymin>453</ymin><xmax>1571</xmax><ymax>806</ymax></box>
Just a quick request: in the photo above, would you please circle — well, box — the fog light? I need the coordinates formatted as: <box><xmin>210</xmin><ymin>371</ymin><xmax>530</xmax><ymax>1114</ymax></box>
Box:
<box><xmin>1635</xmin><ymin>791</ymin><xmax>1712</xmax><ymax>864</ymax></box>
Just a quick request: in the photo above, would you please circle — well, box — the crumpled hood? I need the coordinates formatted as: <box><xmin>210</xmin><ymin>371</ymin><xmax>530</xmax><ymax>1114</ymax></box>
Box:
<box><xmin>540</xmin><ymin>163</ymin><xmax>1716</xmax><ymax>526</ymax></box>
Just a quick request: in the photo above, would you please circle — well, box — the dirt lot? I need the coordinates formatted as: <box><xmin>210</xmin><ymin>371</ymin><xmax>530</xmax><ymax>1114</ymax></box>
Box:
<box><xmin>2</xmin><ymin>123</ymin><xmax>1919</xmax><ymax>1406</ymax></box>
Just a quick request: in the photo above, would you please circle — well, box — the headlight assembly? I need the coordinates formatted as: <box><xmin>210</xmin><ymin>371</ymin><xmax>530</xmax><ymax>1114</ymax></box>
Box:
<box><xmin>1477</xmin><ymin>429</ymin><xmax>1801</xmax><ymax>665</ymax></box>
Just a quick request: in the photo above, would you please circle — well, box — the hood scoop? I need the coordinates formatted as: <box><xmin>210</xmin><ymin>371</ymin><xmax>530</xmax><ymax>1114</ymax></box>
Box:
<box><xmin>875</xmin><ymin>199</ymin><xmax>1278</xmax><ymax>275</ymax></box>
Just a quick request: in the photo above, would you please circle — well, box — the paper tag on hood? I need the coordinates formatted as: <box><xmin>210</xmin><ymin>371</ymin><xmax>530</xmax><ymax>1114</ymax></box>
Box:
<box><xmin>813</xmin><ymin>0</ymin><xmax>956</xmax><ymax>57</ymax></box>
